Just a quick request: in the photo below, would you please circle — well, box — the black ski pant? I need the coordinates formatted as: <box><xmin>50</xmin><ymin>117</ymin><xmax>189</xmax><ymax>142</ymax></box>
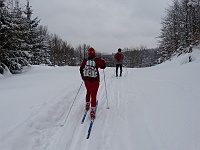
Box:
<box><xmin>116</xmin><ymin>64</ymin><xmax>122</xmax><ymax>76</ymax></box>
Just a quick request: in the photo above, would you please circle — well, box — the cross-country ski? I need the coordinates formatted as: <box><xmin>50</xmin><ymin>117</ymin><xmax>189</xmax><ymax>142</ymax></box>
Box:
<box><xmin>86</xmin><ymin>101</ymin><xmax>98</xmax><ymax>139</ymax></box>
<box><xmin>81</xmin><ymin>110</ymin><xmax>88</xmax><ymax>124</ymax></box>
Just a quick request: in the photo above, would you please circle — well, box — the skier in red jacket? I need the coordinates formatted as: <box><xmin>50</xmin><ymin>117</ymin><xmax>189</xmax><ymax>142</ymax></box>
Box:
<box><xmin>114</xmin><ymin>48</ymin><xmax>124</xmax><ymax>77</ymax></box>
<box><xmin>80</xmin><ymin>47</ymin><xmax>106</xmax><ymax>118</ymax></box>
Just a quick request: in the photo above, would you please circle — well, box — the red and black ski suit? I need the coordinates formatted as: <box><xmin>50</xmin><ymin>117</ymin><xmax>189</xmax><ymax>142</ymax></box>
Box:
<box><xmin>80</xmin><ymin>56</ymin><xmax>106</xmax><ymax>108</ymax></box>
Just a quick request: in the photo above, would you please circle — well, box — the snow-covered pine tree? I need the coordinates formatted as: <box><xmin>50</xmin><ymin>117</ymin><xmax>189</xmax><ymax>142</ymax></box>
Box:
<box><xmin>23</xmin><ymin>1</ymin><xmax>51</xmax><ymax>65</ymax></box>
<box><xmin>0</xmin><ymin>0</ymin><xmax>52</xmax><ymax>73</ymax></box>
<box><xmin>158</xmin><ymin>0</ymin><xmax>200</xmax><ymax>62</ymax></box>
<box><xmin>0</xmin><ymin>0</ymin><xmax>24</xmax><ymax>73</ymax></box>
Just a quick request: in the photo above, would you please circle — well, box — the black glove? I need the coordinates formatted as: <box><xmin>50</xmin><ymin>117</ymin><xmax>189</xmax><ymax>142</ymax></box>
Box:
<box><xmin>82</xmin><ymin>76</ymin><xmax>85</xmax><ymax>81</ymax></box>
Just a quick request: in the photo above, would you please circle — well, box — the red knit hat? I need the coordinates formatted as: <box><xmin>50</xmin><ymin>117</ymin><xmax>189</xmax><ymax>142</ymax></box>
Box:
<box><xmin>88</xmin><ymin>47</ymin><xmax>95</xmax><ymax>56</ymax></box>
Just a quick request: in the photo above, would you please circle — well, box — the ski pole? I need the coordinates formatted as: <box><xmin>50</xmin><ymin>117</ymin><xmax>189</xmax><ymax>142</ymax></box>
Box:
<box><xmin>61</xmin><ymin>81</ymin><xmax>83</xmax><ymax>127</ymax></box>
<box><xmin>124</xmin><ymin>64</ymin><xmax>128</xmax><ymax>75</ymax></box>
<box><xmin>103</xmin><ymin>69</ymin><xmax>109</xmax><ymax>109</ymax></box>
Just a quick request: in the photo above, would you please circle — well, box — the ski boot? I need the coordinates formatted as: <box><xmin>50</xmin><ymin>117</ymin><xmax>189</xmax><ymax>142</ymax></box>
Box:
<box><xmin>90</xmin><ymin>107</ymin><xmax>96</xmax><ymax>119</ymax></box>
<box><xmin>85</xmin><ymin>102</ymin><xmax>90</xmax><ymax>111</ymax></box>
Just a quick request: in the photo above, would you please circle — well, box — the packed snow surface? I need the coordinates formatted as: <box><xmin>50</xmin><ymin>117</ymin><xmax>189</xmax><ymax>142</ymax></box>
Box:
<box><xmin>0</xmin><ymin>48</ymin><xmax>200</xmax><ymax>150</ymax></box>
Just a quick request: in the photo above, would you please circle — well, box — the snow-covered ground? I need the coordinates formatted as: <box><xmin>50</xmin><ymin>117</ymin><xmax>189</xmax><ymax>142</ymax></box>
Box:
<box><xmin>0</xmin><ymin>48</ymin><xmax>200</xmax><ymax>150</ymax></box>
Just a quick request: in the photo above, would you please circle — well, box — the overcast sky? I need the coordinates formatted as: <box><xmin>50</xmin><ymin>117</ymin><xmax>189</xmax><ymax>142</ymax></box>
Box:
<box><xmin>19</xmin><ymin>0</ymin><xmax>172</xmax><ymax>53</ymax></box>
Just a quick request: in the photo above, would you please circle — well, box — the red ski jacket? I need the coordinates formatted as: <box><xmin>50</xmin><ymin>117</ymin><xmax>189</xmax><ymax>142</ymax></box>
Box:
<box><xmin>114</xmin><ymin>52</ymin><xmax>124</xmax><ymax>64</ymax></box>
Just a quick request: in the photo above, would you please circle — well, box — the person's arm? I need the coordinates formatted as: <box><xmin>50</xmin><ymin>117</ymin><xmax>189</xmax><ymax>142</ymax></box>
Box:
<box><xmin>80</xmin><ymin>59</ymin><xmax>86</xmax><ymax>80</ymax></box>
<box><xmin>114</xmin><ymin>53</ymin><xmax>117</xmax><ymax>60</ymax></box>
<box><xmin>100</xmin><ymin>59</ymin><xmax>106</xmax><ymax>69</ymax></box>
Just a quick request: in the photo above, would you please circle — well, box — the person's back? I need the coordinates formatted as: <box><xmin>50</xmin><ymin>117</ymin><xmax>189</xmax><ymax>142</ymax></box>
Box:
<box><xmin>114</xmin><ymin>52</ymin><xmax>124</xmax><ymax>65</ymax></box>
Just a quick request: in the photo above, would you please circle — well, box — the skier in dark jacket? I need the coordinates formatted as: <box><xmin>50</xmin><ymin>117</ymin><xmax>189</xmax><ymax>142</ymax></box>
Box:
<box><xmin>80</xmin><ymin>47</ymin><xmax>106</xmax><ymax>118</ymax></box>
<box><xmin>114</xmin><ymin>48</ymin><xmax>124</xmax><ymax>77</ymax></box>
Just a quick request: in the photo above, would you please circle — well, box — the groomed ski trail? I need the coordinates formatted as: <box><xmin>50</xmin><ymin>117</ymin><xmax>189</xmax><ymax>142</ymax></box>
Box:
<box><xmin>2</xmin><ymin>60</ymin><xmax>200</xmax><ymax>150</ymax></box>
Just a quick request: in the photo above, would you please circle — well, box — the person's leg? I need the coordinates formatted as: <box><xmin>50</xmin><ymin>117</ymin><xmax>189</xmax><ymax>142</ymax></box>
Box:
<box><xmin>90</xmin><ymin>81</ymin><xmax>99</xmax><ymax>108</ymax></box>
<box><xmin>120</xmin><ymin>64</ymin><xmax>123</xmax><ymax>76</ymax></box>
<box><xmin>84</xmin><ymin>81</ymin><xmax>91</xmax><ymax>110</ymax></box>
<box><xmin>116</xmin><ymin>64</ymin><xmax>119</xmax><ymax>76</ymax></box>
<box><xmin>90</xmin><ymin>81</ymin><xmax>99</xmax><ymax>118</ymax></box>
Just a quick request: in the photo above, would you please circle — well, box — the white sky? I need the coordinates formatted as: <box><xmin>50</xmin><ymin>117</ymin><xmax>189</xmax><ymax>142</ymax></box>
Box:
<box><xmin>18</xmin><ymin>0</ymin><xmax>173</xmax><ymax>53</ymax></box>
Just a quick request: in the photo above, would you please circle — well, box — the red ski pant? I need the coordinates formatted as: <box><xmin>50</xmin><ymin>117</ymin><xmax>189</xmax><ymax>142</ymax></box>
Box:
<box><xmin>84</xmin><ymin>80</ymin><xmax>99</xmax><ymax>108</ymax></box>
